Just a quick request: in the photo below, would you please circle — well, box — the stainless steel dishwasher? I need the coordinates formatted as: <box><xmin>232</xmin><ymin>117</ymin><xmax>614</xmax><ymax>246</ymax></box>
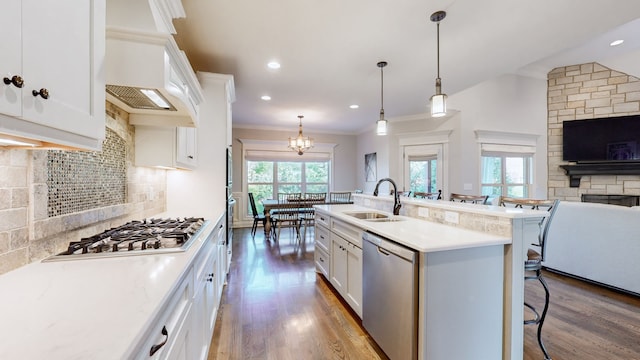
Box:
<box><xmin>362</xmin><ymin>231</ymin><xmax>418</xmax><ymax>360</ymax></box>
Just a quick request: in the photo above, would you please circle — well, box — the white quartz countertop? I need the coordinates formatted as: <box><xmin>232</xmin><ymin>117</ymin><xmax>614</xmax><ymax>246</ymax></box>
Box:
<box><xmin>315</xmin><ymin>204</ymin><xmax>511</xmax><ymax>252</ymax></box>
<box><xmin>0</xmin><ymin>213</ymin><xmax>223</xmax><ymax>360</ymax></box>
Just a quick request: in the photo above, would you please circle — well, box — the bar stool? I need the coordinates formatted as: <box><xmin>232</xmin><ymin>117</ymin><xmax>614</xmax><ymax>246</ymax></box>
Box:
<box><xmin>414</xmin><ymin>189</ymin><xmax>442</xmax><ymax>200</ymax></box>
<box><xmin>521</xmin><ymin>199</ymin><xmax>559</xmax><ymax>360</ymax></box>
<box><xmin>450</xmin><ymin>193</ymin><xmax>488</xmax><ymax>204</ymax></box>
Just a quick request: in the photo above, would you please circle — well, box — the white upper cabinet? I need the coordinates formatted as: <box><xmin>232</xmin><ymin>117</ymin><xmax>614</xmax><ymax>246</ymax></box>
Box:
<box><xmin>177</xmin><ymin>127</ymin><xmax>198</xmax><ymax>168</ymax></box>
<box><xmin>0</xmin><ymin>1</ymin><xmax>21</xmax><ymax>118</ymax></box>
<box><xmin>135</xmin><ymin>125</ymin><xmax>197</xmax><ymax>170</ymax></box>
<box><xmin>0</xmin><ymin>0</ymin><xmax>105</xmax><ymax>150</ymax></box>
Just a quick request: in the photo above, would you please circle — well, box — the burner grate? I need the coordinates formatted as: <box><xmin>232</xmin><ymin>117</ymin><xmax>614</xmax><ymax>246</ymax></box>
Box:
<box><xmin>48</xmin><ymin>217</ymin><xmax>206</xmax><ymax>261</ymax></box>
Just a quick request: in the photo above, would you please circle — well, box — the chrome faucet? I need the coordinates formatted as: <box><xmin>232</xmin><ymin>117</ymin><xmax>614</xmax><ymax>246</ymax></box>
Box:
<box><xmin>373</xmin><ymin>178</ymin><xmax>401</xmax><ymax>215</ymax></box>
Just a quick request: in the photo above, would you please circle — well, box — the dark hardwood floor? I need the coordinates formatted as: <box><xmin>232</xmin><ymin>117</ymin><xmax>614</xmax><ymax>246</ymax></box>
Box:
<box><xmin>210</xmin><ymin>227</ymin><xmax>640</xmax><ymax>360</ymax></box>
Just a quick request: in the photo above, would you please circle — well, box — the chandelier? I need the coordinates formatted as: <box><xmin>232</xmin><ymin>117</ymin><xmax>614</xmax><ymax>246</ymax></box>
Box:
<box><xmin>288</xmin><ymin>115</ymin><xmax>314</xmax><ymax>155</ymax></box>
<box><xmin>430</xmin><ymin>10</ymin><xmax>447</xmax><ymax>117</ymax></box>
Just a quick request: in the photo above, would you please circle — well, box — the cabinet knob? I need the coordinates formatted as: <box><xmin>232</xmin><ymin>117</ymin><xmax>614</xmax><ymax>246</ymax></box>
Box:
<box><xmin>149</xmin><ymin>325</ymin><xmax>169</xmax><ymax>356</ymax></box>
<box><xmin>3</xmin><ymin>75</ymin><xmax>24</xmax><ymax>88</ymax></box>
<box><xmin>187</xmin><ymin>155</ymin><xmax>194</xmax><ymax>159</ymax></box>
<box><xmin>32</xmin><ymin>88</ymin><xmax>49</xmax><ymax>99</ymax></box>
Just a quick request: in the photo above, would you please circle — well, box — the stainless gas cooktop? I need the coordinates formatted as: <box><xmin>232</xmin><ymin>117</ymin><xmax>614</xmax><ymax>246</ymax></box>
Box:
<box><xmin>43</xmin><ymin>217</ymin><xmax>207</xmax><ymax>262</ymax></box>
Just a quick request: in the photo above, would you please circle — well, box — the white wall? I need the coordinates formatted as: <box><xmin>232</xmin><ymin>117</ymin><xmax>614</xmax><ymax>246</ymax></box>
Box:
<box><xmin>166</xmin><ymin>73</ymin><xmax>231</xmax><ymax>220</ymax></box>
<box><xmin>356</xmin><ymin>128</ymin><xmax>390</xmax><ymax>194</ymax></box>
<box><xmin>356</xmin><ymin>74</ymin><xmax>548</xmax><ymax>199</ymax></box>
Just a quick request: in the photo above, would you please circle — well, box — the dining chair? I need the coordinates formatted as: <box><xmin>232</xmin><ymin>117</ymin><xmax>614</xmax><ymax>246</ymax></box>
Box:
<box><xmin>248</xmin><ymin>193</ymin><xmax>266</xmax><ymax>239</ymax></box>
<box><xmin>298</xmin><ymin>193</ymin><xmax>326</xmax><ymax>241</ymax></box>
<box><xmin>270</xmin><ymin>195</ymin><xmax>301</xmax><ymax>242</ymax></box>
<box><xmin>329</xmin><ymin>191</ymin><xmax>351</xmax><ymax>203</ymax></box>
<box><xmin>449</xmin><ymin>193</ymin><xmax>488</xmax><ymax>204</ymax></box>
<box><xmin>413</xmin><ymin>190</ymin><xmax>442</xmax><ymax>200</ymax></box>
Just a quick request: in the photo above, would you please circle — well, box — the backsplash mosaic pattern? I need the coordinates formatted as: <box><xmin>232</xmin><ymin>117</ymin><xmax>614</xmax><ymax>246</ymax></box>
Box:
<box><xmin>47</xmin><ymin>128</ymin><xmax>127</xmax><ymax>217</ymax></box>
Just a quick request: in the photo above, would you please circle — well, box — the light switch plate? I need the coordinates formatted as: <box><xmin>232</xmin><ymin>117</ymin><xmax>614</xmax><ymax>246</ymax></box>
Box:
<box><xmin>445</xmin><ymin>211</ymin><xmax>459</xmax><ymax>224</ymax></box>
<box><xmin>418</xmin><ymin>207</ymin><xmax>429</xmax><ymax>218</ymax></box>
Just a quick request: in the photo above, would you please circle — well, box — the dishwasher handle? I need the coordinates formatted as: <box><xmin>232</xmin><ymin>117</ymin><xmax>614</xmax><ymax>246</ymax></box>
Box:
<box><xmin>362</xmin><ymin>232</ymin><xmax>416</xmax><ymax>262</ymax></box>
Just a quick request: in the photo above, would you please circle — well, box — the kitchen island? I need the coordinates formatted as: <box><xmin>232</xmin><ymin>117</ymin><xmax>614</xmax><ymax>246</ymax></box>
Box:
<box><xmin>0</xmin><ymin>212</ymin><xmax>226</xmax><ymax>360</ymax></box>
<box><xmin>315</xmin><ymin>200</ymin><xmax>547</xmax><ymax>360</ymax></box>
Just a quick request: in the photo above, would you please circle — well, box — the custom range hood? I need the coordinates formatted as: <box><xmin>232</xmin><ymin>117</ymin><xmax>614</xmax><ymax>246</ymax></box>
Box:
<box><xmin>106</xmin><ymin>0</ymin><xmax>203</xmax><ymax>127</ymax></box>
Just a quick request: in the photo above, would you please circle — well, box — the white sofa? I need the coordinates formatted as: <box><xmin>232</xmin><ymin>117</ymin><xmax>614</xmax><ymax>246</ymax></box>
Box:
<box><xmin>544</xmin><ymin>200</ymin><xmax>640</xmax><ymax>295</ymax></box>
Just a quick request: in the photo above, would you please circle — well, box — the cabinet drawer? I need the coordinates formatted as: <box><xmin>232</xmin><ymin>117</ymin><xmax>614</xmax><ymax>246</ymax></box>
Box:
<box><xmin>135</xmin><ymin>267</ymin><xmax>193</xmax><ymax>360</ymax></box>
<box><xmin>315</xmin><ymin>225</ymin><xmax>331</xmax><ymax>252</ymax></box>
<box><xmin>315</xmin><ymin>212</ymin><xmax>330</xmax><ymax>228</ymax></box>
<box><xmin>315</xmin><ymin>246</ymin><xmax>330</xmax><ymax>278</ymax></box>
<box><xmin>331</xmin><ymin>218</ymin><xmax>363</xmax><ymax>247</ymax></box>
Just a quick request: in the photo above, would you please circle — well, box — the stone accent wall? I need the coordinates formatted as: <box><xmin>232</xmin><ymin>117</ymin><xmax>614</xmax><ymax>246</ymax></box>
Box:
<box><xmin>548</xmin><ymin>63</ymin><xmax>640</xmax><ymax>201</ymax></box>
<box><xmin>0</xmin><ymin>102</ymin><xmax>167</xmax><ymax>275</ymax></box>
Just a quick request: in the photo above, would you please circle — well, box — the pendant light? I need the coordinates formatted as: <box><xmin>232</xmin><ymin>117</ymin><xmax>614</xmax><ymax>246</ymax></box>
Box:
<box><xmin>376</xmin><ymin>61</ymin><xmax>388</xmax><ymax>136</ymax></box>
<box><xmin>288</xmin><ymin>115</ymin><xmax>314</xmax><ymax>155</ymax></box>
<box><xmin>430</xmin><ymin>10</ymin><xmax>447</xmax><ymax>117</ymax></box>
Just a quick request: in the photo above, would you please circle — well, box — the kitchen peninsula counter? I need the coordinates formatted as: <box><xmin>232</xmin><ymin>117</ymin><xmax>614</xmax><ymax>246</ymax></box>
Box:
<box><xmin>314</xmin><ymin>204</ymin><xmax>511</xmax><ymax>252</ymax></box>
<box><xmin>0</xmin><ymin>212</ymin><xmax>225</xmax><ymax>360</ymax></box>
<box><xmin>316</xmin><ymin>201</ymin><xmax>547</xmax><ymax>360</ymax></box>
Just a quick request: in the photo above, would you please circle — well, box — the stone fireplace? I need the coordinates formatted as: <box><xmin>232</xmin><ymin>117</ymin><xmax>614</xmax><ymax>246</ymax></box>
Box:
<box><xmin>547</xmin><ymin>62</ymin><xmax>640</xmax><ymax>201</ymax></box>
<box><xmin>581</xmin><ymin>194</ymin><xmax>640</xmax><ymax>207</ymax></box>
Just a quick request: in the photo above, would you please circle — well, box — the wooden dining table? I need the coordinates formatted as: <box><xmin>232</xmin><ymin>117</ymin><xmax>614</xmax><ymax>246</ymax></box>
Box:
<box><xmin>261</xmin><ymin>198</ymin><xmax>353</xmax><ymax>239</ymax></box>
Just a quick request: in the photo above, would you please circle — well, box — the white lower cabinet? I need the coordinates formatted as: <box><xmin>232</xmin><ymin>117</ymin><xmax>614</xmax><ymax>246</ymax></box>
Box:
<box><xmin>138</xmin><ymin>267</ymin><xmax>193</xmax><ymax>360</ymax></box>
<box><xmin>315</xmin><ymin>212</ymin><xmax>363</xmax><ymax>318</ymax></box>
<box><xmin>192</xmin><ymin>220</ymin><xmax>225</xmax><ymax>360</ymax></box>
<box><xmin>314</xmin><ymin>223</ymin><xmax>331</xmax><ymax>278</ymax></box>
<box><xmin>330</xmin><ymin>232</ymin><xmax>363</xmax><ymax>318</ymax></box>
<box><xmin>135</xmin><ymin>218</ymin><xmax>225</xmax><ymax>360</ymax></box>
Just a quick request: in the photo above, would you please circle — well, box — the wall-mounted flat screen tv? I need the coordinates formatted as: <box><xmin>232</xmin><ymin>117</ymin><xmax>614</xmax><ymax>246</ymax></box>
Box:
<box><xmin>563</xmin><ymin>115</ymin><xmax>640</xmax><ymax>162</ymax></box>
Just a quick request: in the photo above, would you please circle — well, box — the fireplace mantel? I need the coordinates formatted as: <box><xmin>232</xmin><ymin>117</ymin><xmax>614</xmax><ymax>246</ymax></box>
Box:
<box><xmin>560</xmin><ymin>162</ymin><xmax>640</xmax><ymax>187</ymax></box>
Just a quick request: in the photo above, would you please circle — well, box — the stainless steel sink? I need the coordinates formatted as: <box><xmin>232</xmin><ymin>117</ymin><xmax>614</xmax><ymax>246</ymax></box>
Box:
<box><xmin>344</xmin><ymin>211</ymin><xmax>389</xmax><ymax>220</ymax></box>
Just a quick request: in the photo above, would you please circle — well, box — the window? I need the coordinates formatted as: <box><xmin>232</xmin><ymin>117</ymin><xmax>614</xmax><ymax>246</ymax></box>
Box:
<box><xmin>401</xmin><ymin>143</ymin><xmax>444</xmax><ymax>196</ymax></box>
<box><xmin>247</xmin><ymin>160</ymin><xmax>329</xmax><ymax>215</ymax></box>
<box><xmin>475</xmin><ymin>130</ymin><xmax>539</xmax><ymax>202</ymax></box>
<box><xmin>408</xmin><ymin>156</ymin><xmax>437</xmax><ymax>193</ymax></box>
<box><xmin>481</xmin><ymin>153</ymin><xmax>532</xmax><ymax>198</ymax></box>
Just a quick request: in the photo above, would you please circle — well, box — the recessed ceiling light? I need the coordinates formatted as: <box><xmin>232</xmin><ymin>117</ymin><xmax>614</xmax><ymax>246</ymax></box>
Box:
<box><xmin>261</xmin><ymin>95</ymin><xmax>271</xmax><ymax>101</ymax></box>
<box><xmin>267</xmin><ymin>61</ymin><xmax>281</xmax><ymax>69</ymax></box>
<box><xmin>349</xmin><ymin>104</ymin><xmax>359</xmax><ymax>109</ymax></box>
<box><xmin>610</xmin><ymin>39</ymin><xmax>624</xmax><ymax>47</ymax></box>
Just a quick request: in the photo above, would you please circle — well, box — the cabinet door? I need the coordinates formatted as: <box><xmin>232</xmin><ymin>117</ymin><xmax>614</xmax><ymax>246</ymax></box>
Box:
<box><xmin>177</xmin><ymin>127</ymin><xmax>197</xmax><ymax>168</ymax></box>
<box><xmin>21</xmin><ymin>0</ymin><xmax>101</xmax><ymax>139</ymax></box>
<box><xmin>330</xmin><ymin>234</ymin><xmax>348</xmax><ymax>295</ymax></box>
<box><xmin>346</xmin><ymin>243</ymin><xmax>363</xmax><ymax>318</ymax></box>
<box><xmin>165</xmin><ymin>305</ymin><xmax>194</xmax><ymax>360</ymax></box>
<box><xmin>0</xmin><ymin>0</ymin><xmax>22</xmax><ymax>117</ymax></box>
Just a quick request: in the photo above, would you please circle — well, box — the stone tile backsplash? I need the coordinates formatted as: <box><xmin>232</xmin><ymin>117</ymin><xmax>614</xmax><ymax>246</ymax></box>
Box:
<box><xmin>47</xmin><ymin>128</ymin><xmax>127</xmax><ymax>217</ymax></box>
<box><xmin>0</xmin><ymin>102</ymin><xmax>167</xmax><ymax>275</ymax></box>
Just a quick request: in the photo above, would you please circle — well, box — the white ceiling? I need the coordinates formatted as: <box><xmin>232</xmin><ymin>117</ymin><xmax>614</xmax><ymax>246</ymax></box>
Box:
<box><xmin>172</xmin><ymin>0</ymin><xmax>640</xmax><ymax>135</ymax></box>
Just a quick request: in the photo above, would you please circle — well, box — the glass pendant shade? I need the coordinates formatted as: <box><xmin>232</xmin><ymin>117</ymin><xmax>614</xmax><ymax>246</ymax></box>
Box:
<box><xmin>288</xmin><ymin>115</ymin><xmax>313</xmax><ymax>155</ymax></box>
<box><xmin>430</xmin><ymin>93</ymin><xmax>447</xmax><ymax>117</ymax></box>
<box><xmin>376</xmin><ymin>117</ymin><xmax>388</xmax><ymax>136</ymax></box>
